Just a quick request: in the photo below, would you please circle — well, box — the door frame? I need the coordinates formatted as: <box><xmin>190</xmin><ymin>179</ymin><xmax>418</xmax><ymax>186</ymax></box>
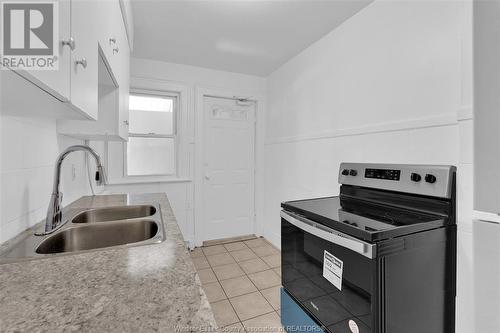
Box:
<box><xmin>194</xmin><ymin>86</ymin><xmax>266</xmax><ymax>247</ymax></box>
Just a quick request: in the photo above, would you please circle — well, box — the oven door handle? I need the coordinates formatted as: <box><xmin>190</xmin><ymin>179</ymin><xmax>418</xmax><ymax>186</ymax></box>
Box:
<box><xmin>281</xmin><ymin>210</ymin><xmax>376</xmax><ymax>259</ymax></box>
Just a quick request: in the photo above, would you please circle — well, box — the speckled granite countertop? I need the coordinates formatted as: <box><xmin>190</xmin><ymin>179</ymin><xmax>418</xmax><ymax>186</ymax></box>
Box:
<box><xmin>0</xmin><ymin>193</ymin><xmax>218</xmax><ymax>333</ymax></box>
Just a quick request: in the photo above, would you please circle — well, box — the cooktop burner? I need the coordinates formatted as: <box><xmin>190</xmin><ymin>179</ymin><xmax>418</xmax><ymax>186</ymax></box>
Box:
<box><xmin>281</xmin><ymin>196</ymin><xmax>447</xmax><ymax>242</ymax></box>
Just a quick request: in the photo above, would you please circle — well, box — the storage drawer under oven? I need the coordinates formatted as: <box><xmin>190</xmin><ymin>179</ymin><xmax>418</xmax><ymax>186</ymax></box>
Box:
<box><xmin>281</xmin><ymin>210</ymin><xmax>377</xmax><ymax>333</ymax></box>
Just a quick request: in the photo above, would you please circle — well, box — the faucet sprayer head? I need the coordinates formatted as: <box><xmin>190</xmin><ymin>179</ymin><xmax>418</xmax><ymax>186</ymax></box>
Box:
<box><xmin>95</xmin><ymin>165</ymin><xmax>106</xmax><ymax>186</ymax></box>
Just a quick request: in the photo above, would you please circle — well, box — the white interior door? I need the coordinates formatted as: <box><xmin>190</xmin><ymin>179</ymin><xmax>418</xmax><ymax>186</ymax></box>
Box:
<box><xmin>203</xmin><ymin>96</ymin><xmax>256</xmax><ymax>241</ymax></box>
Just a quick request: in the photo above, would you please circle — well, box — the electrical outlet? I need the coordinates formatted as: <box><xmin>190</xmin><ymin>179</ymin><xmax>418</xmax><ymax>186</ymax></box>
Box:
<box><xmin>71</xmin><ymin>164</ymin><xmax>76</xmax><ymax>181</ymax></box>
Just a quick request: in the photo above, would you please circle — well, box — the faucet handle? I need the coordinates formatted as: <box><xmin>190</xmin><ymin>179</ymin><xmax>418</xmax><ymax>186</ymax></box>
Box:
<box><xmin>54</xmin><ymin>193</ymin><xmax>63</xmax><ymax>217</ymax></box>
<box><xmin>58</xmin><ymin>192</ymin><xmax>63</xmax><ymax>207</ymax></box>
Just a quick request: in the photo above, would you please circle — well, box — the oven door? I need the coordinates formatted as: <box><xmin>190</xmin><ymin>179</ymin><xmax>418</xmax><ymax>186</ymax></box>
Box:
<box><xmin>281</xmin><ymin>210</ymin><xmax>377</xmax><ymax>333</ymax></box>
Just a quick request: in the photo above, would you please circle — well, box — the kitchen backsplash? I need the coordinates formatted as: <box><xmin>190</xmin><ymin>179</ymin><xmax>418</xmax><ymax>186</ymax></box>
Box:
<box><xmin>0</xmin><ymin>115</ymin><xmax>91</xmax><ymax>243</ymax></box>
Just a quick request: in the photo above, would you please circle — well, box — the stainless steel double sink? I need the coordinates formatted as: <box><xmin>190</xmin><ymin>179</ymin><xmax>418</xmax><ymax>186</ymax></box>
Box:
<box><xmin>0</xmin><ymin>204</ymin><xmax>165</xmax><ymax>262</ymax></box>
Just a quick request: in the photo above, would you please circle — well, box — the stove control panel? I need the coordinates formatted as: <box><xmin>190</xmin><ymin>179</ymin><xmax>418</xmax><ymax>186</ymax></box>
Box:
<box><xmin>339</xmin><ymin>163</ymin><xmax>456</xmax><ymax>198</ymax></box>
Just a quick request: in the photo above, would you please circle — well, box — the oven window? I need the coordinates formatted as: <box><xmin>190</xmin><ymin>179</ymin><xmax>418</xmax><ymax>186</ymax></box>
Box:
<box><xmin>282</xmin><ymin>218</ymin><xmax>375</xmax><ymax>333</ymax></box>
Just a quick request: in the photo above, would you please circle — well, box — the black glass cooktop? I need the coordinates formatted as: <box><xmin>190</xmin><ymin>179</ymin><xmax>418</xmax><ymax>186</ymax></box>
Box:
<box><xmin>281</xmin><ymin>196</ymin><xmax>447</xmax><ymax>242</ymax></box>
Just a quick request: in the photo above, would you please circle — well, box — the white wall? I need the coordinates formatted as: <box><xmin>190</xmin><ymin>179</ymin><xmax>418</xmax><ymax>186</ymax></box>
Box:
<box><xmin>264</xmin><ymin>0</ymin><xmax>473</xmax><ymax>332</ymax></box>
<box><xmin>0</xmin><ymin>116</ymin><xmax>92</xmax><ymax>243</ymax></box>
<box><xmin>104</xmin><ymin>58</ymin><xmax>266</xmax><ymax>246</ymax></box>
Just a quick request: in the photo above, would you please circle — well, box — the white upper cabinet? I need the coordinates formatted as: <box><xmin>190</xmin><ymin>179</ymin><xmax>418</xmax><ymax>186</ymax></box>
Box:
<box><xmin>116</xmin><ymin>2</ymin><xmax>131</xmax><ymax>141</ymax></box>
<box><xmin>13</xmin><ymin>0</ymin><xmax>71</xmax><ymax>102</ymax></box>
<box><xmin>57</xmin><ymin>0</ymin><xmax>130</xmax><ymax>141</ymax></box>
<box><xmin>96</xmin><ymin>0</ymin><xmax>129</xmax><ymax>83</ymax></box>
<box><xmin>70</xmin><ymin>0</ymin><xmax>99</xmax><ymax>120</ymax></box>
<box><xmin>118</xmin><ymin>49</ymin><xmax>130</xmax><ymax>141</ymax></box>
<box><xmin>1</xmin><ymin>0</ymin><xmax>131</xmax><ymax>128</ymax></box>
<box><xmin>96</xmin><ymin>0</ymin><xmax>116</xmax><ymax>73</ymax></box>
<box><xmin>1</xmin><ymin>0</ymin><xmax>131</xmax><ymax>140</ymax></box>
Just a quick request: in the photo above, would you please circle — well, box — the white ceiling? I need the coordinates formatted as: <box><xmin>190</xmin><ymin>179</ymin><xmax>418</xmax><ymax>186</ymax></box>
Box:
<box><xmin>131</xmin><ymin>0</ymin><xmax>372</xmax><ymax>76</ymax></box>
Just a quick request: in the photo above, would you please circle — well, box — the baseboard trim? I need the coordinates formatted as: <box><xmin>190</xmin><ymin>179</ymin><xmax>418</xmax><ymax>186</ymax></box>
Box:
<box><xmin>264</xmin><ymin>231</ymin><xmax>281</xmax><ymax>250</ymax></box>
<box><xmin>202</xmin><ymin>234</ymin><xmax>257</xmax><ymax>247</ymax></box>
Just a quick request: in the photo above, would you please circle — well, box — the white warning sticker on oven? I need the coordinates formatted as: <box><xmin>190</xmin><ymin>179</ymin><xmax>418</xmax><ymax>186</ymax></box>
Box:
<box><xmin>323</xmin><ymin>250</ymin><xmax>343</xmax><ymax>291</ymax></box>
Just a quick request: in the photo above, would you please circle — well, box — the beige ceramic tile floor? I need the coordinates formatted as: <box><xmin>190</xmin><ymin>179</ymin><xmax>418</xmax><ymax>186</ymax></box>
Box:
<box><xmin>190</xmin><ymin>237</ymin><xmax>284</xmax><ymax>332</ymax></box>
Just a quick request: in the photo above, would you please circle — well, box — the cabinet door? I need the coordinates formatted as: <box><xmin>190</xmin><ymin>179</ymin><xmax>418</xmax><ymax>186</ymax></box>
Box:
<box><xmin>102</xmin><ymin>0</ymin><xmax>122</xmax><ymax>83</ymax></box>
<box><xmin>116</xmin><ymin>8</ymin><xmax>130</xmax><ymax>141</ymax></box>
<box><xmin>118</xmin><ymin>49</ymin><xmax>130</xmax><ymax>140</ymax></box>
<box><xmin>57</xmin><ymin>0</ymin><xmax>129</xmax><ymax>140</ymax></box>
<box><xmin>15</xmin><ymin>0</ymin><xmax>71</xmax><ymax>101</ymax></box>
<box><xmin>96</xmin><ymin>0</ymin><xmax>114</xmax><ymax>70</ymax></box>
<box><xmin>70</xmin><ymin>0</ymin><xmax>98</xmax><ymax>119</ymax></box>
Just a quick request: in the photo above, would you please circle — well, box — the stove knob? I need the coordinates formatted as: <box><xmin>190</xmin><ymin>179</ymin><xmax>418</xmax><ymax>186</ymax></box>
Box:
<box><xmin>341</xmin><ymin>169</ymin><xmax>349</xmax><ymax>176</ymax></box>
<box><xmin>410</xmin><ymin>173</ymin><xmax>422</xmax><ymax>182</ymax></box>
<box><xmin>349</xmin><ymin>169</ymin><xmax>358</xmax><ymax>176</ymax></box>
<box><xmin>425</xmin><ymin>174</ymin><xmax>437</xmax><ymax>184</ymax></box>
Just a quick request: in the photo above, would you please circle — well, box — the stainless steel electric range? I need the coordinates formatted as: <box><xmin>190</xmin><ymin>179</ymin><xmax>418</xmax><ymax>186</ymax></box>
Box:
<box><xmin>280</xmin><ymin>163</ymin><xmax>457</xmax><ymax>333</ymax></box>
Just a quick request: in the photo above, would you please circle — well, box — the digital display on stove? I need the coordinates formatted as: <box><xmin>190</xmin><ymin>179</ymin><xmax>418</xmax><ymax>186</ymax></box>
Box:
<box><xmin>365</xmin><ymin>168</ymin><xmax>401</xmax><ymax>181</ymax></box>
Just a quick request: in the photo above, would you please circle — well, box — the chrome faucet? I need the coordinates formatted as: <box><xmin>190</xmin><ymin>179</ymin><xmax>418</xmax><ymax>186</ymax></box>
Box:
<box><xmin>39</xmin><ymin>145</ymin><xmax>106</xmax><ymax>235</ymax></box>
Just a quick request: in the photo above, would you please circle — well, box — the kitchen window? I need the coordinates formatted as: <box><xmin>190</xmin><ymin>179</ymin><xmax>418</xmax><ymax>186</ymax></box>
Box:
<box><xmin>126</xmin><ymin>92</ymin><xmax>178</xmax><ymax>176</ymax></box>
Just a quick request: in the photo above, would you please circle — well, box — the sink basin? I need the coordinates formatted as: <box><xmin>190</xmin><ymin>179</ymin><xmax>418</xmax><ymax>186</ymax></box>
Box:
<box><xmin>0</xmin><ymin>203</ymin><xmax>165</xmax><ymax>262</ymax></box>
<box><xmin>72</xmin><ymin>205</ymin><xmax>156</xmax><ymax>223</ymax></box>
<box><xmin>36</xmin><ymin>220</ymin><xmax>159</xmax><ymax>254</ymax></box>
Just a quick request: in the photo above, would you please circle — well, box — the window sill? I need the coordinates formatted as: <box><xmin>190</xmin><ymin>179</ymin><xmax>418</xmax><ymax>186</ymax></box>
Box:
<box><xmin>106</xmin><ymin>178</ymin><xmax>192</xmax><ymax>186</ymax></box>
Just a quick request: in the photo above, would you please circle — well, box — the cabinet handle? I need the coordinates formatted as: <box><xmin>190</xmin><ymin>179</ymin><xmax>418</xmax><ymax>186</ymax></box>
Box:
<box><xmin>113</xmin><ymin>47</ymin><xmax>119</xmax><ymax>54</ymax></box>
<box><xmin>109</xmin><ymin>37</ymin><xmax>116</xmax><ymax>45</ymax></box>
<box><xmin>75</xmin><ymin>58</ymin><xmax>87</xmax><ymax>68</ymax></box>
<box><xmin>62</xmin><ymin>37</ymin><xmax>75</xmax><ymax>50</ymax></box>
<box><xmin>123</xmin><ymin>120</ymin><xmax>129</xmax><ymax>126</ymax></box>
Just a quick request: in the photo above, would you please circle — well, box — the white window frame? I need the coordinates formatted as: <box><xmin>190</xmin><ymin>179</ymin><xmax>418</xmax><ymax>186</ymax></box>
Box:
<box><xmin>124</xmin><ymin>89</ymin><xmax>179</xmax><ymax>177</ymax></box>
